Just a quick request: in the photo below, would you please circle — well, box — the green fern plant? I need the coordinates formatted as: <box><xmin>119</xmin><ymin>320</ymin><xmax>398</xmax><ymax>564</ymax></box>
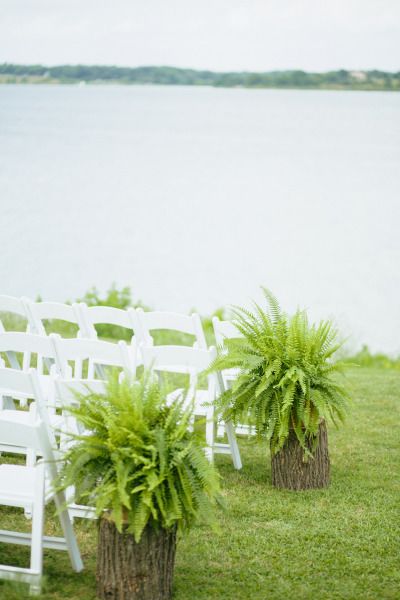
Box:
<box><xmin>211</xmin><ymin>288</ymin><xmax>350</xmax><ymax>455</ymax></box>
<box><xmin>57</xmin><ymin>371</ymin><xmax>222</xmax><ymax>542</ymax></box>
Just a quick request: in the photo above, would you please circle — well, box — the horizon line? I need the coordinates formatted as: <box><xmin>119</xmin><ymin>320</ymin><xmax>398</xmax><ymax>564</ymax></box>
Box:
<box><xmin>1</xmin><ymin>62</ymin><xmax>399</xmax><ymax>75</ymax></box>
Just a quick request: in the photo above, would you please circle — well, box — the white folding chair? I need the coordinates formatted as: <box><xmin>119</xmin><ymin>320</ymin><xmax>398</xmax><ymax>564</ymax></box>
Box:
<box><xmin>0</xmin><ymin>370</ymin><xmax>83</xmax><ymax>595</ymax></box>
<box><xmin>0</xmin><ymin>295</ymin><xmax>31</xmax><ymax>370</ymax></box>
<box><xmin>23</xmin><ymin>299</ymin><xmax>84</xmax><ymax>337</ymax></box>
<box><xmin>50</xmin><ymin>335</ymin><xmax>137</xmax><ymax>381</ymax></box>
<box><xmin>136</xmin><ymin>308</ymin><xmax>207</xmax><ymax>349</ymax></box>
<box><xmin>141</xmin><ymin>344</ymin><xmax>242</xmax><ymax>469</ymax></box>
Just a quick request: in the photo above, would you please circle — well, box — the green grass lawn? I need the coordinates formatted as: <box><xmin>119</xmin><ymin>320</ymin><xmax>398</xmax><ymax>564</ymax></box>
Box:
<box><xmin>0</xmin><ymin>367</ymin><xmax>399</xmax><ymax>600</ymax></box>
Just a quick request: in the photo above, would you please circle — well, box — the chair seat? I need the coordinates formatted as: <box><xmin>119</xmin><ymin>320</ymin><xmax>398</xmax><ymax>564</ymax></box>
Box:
<box><xmin>0</xmin><ymin>464</ymin><xmax>36</xmax><ymax>507</ymax></box>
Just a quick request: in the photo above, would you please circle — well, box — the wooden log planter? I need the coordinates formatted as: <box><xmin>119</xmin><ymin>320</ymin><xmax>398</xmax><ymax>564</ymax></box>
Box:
<box><xmin>271</xmin><ymin>420</ymin><xmax>330</xmax><ymax>491</ymax></box>
<box><xmin>97</xmin><ymin>517</ymin><xmax>177</xmax><ymax>600</ymax></box>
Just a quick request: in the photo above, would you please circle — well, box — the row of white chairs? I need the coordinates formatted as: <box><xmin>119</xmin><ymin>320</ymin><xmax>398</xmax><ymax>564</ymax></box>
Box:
<box><xmin>0</xmin><ymin>296</ymin><xmax>245</xmax><ymax>594</ymax></box>
<box><xmin>0</xmin><ymin>294</ymin><xmax>208</xmax><ymax>347</ymax></box>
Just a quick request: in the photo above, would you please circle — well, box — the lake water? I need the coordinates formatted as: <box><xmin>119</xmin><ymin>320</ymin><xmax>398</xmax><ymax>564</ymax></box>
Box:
<box><xmin>0</xmin><ymin>84</ymin><xmax>399</xmax><ymax>353</ymax></box>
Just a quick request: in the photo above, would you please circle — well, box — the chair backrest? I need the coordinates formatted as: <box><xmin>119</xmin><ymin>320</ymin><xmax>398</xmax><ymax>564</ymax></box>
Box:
<box><xmin>136</xmin><ymin>308</ymin><xmax>207</xmax><ymax>349</ymax></box>
<box><xmin>23</xmin><ymin>298</ymin><xmax>84</xmax><ymax>337</ymax></box>
<box><xmin>212</xmin><ymin>316</ymin><xmax>242</xmax><ymax>346</ymax></box>
<box><xmin>141</xmin><ymin>344</ymin><xmax>215</xmax><ymax>380</ymax></box>
<box><xmin>78</xmin><ymin>303</ymin><xmax>137</xmax><ymax>340</ymax></box>
<box><xmin>0</xmin><ymin>332</ymin><xmax>58</xmax><ymax>373</ymax></box>
<box><xmin>0</xmin><ymin>367</ymin><xmax>55</xmax><ymax>446</ymax></box>
<box><xmin>0</xmin><ymin>295</ymin><xmax>28</xmax><ymax>323</ymax></box>
<box><xmin>51</xmin><ymin>334</ymin><xmax>136</xmax><ymax>379</ymax></box>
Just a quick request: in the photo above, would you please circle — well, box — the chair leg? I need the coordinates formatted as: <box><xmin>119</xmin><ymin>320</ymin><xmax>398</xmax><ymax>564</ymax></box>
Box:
<box><xmin>225</xmin><ymin>420</ymin><xmax>242</xmax><ymax>470</ymax></box>
<box><xmin>29</xmin><ymin>579</ymin><xmax>42</xmax><ymax>596</ymax></box>
<box><xmin>26</xmin><ymin>402</ymin><xmax>38</xmax><ymax>469</ymax></box>
<box><xmin>53</xmin><ymin>490</ymin><xmax>83</xmax><ymax>572</ymax></box>
<box><xmin>29</xmin><ymin>463</ymin><xmax>45</xmax><ymax>594</ymax></box>
<box><xmin>205</xmin><ymin>410</ymin><xmax>215</xmax><ymax>463</ymax></box>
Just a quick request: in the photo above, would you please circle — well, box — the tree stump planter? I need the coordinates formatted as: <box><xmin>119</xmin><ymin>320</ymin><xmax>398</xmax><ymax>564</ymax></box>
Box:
<box><xmin>271</xmin><ymin>420</ymin><xmax>330</xmax><ymax>490</ymax></box>
<box><xmin>97</xmin><ymin>517</ymin><xmax>177</xmax><ymax>600</ymax></box>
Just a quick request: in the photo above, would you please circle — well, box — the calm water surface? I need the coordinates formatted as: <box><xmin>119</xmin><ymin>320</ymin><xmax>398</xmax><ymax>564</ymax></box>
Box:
<box><xmin>0</xmin><ymin>85</ymin><xmax>399</xmax><ymax>352</ymax></box>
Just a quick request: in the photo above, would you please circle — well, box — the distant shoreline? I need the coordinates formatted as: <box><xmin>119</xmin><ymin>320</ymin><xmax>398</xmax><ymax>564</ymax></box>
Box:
<box><xmin>1</xmin><ymin>64</ymin><xmax>399</xmax><ymax>92</ymax></box>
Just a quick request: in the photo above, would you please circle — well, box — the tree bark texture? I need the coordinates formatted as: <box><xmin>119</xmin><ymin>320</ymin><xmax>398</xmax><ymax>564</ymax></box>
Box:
<box><xmin>271</xmin><ymin>420</ymin><xmax>330</xmax><ymax>490</ymax></box>
<box><xmin>96</xmin><ymin>518</ymin><xmax>177</xmax><ymax>600</ymax></box>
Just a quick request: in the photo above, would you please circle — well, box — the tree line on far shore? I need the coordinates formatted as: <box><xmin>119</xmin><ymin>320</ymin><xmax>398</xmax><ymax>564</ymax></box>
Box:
<box><xmin>1</xmin><ymin>63</ymin><xmax>399</xmax><ymax>90</ymax></box>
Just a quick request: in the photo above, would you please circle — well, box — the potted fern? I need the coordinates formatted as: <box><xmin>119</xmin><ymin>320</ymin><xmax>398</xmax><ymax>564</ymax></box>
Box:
<box><xmin>211</xmin><ymin>288</ymin><xmax>350</xmax><ymax>490</ymax></box>
<box><xmin>58</xmin><ymin>372</ymin><xmax>222</xmax><ymax>600</ymax></box>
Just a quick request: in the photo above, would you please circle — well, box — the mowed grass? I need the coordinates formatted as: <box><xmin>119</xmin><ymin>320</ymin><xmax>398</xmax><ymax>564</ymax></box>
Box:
<box><xmin>0</xmin><ymin>368</ymin><xmax>399</xmax><ymax>600</ymax></box>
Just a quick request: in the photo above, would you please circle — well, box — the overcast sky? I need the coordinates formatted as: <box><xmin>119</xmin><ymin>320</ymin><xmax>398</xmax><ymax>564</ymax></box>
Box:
<box><xmin>1</xmin><ymin>0</ymin><xmax>399</xmax><ymax>71</ymax></box>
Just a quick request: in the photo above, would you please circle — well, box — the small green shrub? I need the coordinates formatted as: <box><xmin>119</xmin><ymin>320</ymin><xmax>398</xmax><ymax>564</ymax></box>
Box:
<box><xmin>77</xmin><ymin>283</ymin><xmax>145</xmax><ymax>311</ymax></box>
<box><xmin>344</xmin><ymin>344</ymin><xmax>400</xmax><ymax>370</ymax></box>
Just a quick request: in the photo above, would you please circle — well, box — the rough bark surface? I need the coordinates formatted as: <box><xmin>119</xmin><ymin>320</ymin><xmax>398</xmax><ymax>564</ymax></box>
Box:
<box><xmin>271</xmin><ymin>421</ymin><xmax>330</xmax><ymax>490</ymax></box>
<box><xmin>96</xmin><ymin>518</ymin><xmax>177</xmax><ymax>600</ymax></box>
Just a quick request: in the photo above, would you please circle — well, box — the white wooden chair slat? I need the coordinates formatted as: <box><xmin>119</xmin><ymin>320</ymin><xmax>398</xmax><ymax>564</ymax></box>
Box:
<box><xmin>24</xmin><ymin>300</ymin><xmax>82</xmax><ymax>326</ymax></box>
<box><xmin>79</xmin><ymin>304</ymin><xmax>136</xmax><ymax>332</ymax></box>
<box><xmin>136</xmin><ymin>308</ymin><xmax>207</xmax><ymax>349</ymax></box>
<box><xmin>0</xmin><ymin>332</ymin><xmax>56</xmax><ymax>358</ymax></box>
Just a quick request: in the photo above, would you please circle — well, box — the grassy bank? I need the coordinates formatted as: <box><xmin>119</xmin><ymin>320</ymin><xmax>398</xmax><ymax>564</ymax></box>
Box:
<box><xmin>0</xmin><ymin>367</ymin><xmax>399</xmax><ymax>599</ymax></box>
